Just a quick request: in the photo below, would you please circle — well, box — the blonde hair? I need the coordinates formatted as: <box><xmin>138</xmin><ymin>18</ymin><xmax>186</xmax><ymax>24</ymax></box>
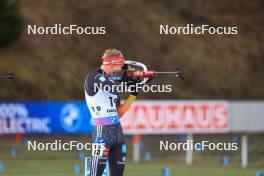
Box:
<box><xmin>102</xmin><ymin>49</ymin><xmax>123</xmax><ymax>59</ymax></box>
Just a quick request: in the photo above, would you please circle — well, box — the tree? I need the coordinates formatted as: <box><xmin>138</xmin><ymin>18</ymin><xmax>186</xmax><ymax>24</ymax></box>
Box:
<box><xmin>0</xmin><ymin>0</ymin><xmax>23</xmax><ymax>47</ymax></box>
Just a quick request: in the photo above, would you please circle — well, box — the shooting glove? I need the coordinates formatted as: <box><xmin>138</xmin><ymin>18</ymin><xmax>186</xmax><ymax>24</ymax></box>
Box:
<box><xmin>121</xmin><ymin>71</ymin><xmax>140</xmax><ymax>96</ymax></box>
<box><xmin>127</xmin><ymin>77</ymin><xmax>141</xmax><ymax>96</ymax></box>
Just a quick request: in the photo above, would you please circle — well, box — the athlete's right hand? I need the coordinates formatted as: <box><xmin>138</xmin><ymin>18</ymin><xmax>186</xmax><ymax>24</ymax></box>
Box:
<box><xmin>121</xmin><ymin>70</ymin><xmax>141</xmax><ymax>96</ymax></box>
<box><xmin>127</xmin><ymin>77</ymin><xmax>141</xmax><ymax>96</ymax></box>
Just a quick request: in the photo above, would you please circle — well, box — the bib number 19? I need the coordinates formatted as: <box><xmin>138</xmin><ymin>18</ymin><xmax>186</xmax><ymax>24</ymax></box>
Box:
<box><xmin>109</xmin><ymin>97</ymin><xmax>118</xmax><ymax>107</ymax></box>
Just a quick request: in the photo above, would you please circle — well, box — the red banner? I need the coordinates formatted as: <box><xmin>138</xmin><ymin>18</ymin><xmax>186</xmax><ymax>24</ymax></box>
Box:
<box><xmin>121</xmin><ymin>101</ymin><xmax>229</xmax><ymax>134</ymax></box>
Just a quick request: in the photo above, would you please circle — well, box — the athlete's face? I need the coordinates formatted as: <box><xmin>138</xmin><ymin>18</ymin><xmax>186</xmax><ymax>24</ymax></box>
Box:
<box><xmin>101</xmin><ymin>64</ymin><xmax>124</xmax><ymax>77</ymax></box>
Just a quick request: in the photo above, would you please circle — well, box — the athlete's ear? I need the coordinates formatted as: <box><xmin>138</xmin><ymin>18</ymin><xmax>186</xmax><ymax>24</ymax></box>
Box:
<box><xmin>100</xmin><ymin>64</ymin><xmax>104</xmax><ymax>70</ymax></box>
<box><xmin>101</xmin><ymin>64</ymin><xmax>108</xmax><ymax>73</ymax></box>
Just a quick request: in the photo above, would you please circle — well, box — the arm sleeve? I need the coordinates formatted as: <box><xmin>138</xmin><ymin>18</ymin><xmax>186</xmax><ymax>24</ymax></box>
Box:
<box><xmin>117</xmin><ymin>94</ymin><xmax>136</xmax><ymax>118</ymax></box>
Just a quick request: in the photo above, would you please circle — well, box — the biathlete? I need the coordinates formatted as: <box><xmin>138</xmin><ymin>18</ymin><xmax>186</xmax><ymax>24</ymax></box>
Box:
<box><xmin>84</xmin><ymin>49</ymin><xmax>140</xmax><ymax>176</ymax></box>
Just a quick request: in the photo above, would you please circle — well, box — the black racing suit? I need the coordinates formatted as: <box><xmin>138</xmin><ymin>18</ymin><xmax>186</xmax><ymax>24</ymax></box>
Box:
<box><xmin>84</xmin><ymin>69</ymin><xmax>126</xmax><ymax>176</ymax></box>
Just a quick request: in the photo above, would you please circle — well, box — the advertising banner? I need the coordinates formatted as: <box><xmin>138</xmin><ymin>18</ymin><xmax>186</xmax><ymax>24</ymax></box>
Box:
<box><xmin>0</xmin><ymin>102</ymin><xmax>93</xmax><ymax>134</ymax></box>
<box><xmin>121</xmin><ymin>101</ymin><xmax>229</xmax><ymax>134</ymax></box>
<box><xmin>0</xmin><ymin>101</ymin><xmax>229</xmax><ymax>134</ymax></box>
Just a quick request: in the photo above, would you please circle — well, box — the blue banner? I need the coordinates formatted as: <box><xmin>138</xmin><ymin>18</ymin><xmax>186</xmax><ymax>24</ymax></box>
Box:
<box><xmin>0</xmin><ymin>101</ymin><xmax>93</xmax><ymax>134</ymax></box>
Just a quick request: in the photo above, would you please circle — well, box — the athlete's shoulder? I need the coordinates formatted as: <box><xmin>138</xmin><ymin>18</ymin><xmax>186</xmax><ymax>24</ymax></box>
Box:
<box><xmin>86</xmin><ymin>69</ymin><xmax>106</xmax><ymax>83</ymax></box>
<box><xmin>84</xmin><ymin>69</ymin><xmax>109</xmax><ymax>96</ymax></box>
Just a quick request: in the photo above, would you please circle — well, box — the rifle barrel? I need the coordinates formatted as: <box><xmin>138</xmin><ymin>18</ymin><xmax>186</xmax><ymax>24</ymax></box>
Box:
<box><xmin>155</xmin><ymin>71</ymin><xmax>180</xmax><ymax>74</ymax></box>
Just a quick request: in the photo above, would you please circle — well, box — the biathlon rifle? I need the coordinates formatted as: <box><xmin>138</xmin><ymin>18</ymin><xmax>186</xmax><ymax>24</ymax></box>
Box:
<box><xmin>122</xmin><ymin>60</ymin><xmax>184</xmax><ymax>84</ymax></box>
